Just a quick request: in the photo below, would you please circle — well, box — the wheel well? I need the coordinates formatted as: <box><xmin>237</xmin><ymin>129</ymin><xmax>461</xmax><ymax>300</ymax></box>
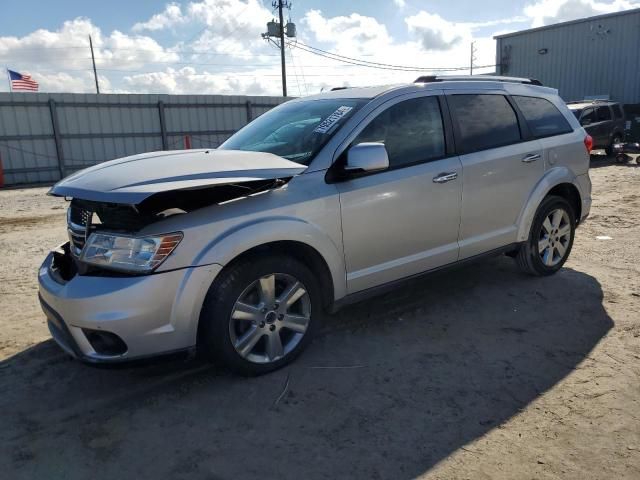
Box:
<box><xmin>222</xmin><ymin>241</ymin><xmax>335</xmax><ymax>309</ymax></box>
<box><xmin>547</xmin><ymin>183</ymin><xmax>582</xmax><ymax>223</ymax></box>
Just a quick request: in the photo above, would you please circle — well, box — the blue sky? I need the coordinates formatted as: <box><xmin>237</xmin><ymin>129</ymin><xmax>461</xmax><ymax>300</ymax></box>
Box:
<box><xmin>0</xmin><ymin>0</ymin><xmax>528</xmax><ymax>38</ymax></box>
<box><xmin>0</xmin><ymin>0</ymin><xmax>637</xmax><ymax>95</ymax></box>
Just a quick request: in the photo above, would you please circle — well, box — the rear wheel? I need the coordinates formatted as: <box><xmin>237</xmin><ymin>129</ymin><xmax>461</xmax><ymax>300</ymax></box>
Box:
<box><xmin>199</xmin><ymin>254</ymin><xmax>321</xmax><ymax>376</ymax></box>
<box><xmin>516</xmin><ymin>195</ymin><xmax>575</xmax><ymax>276</ymax></box>
<box><xmin>606</xmin><ymin>134</ymin><xmax>622</xmax><ymax>156</ymax></box>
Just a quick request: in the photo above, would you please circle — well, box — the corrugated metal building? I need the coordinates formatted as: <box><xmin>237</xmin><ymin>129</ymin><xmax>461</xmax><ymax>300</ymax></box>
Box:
<box><xmin>495</xmin><ymin>8</ymin><xmax>640</xmax><ymax>103</ymax></box>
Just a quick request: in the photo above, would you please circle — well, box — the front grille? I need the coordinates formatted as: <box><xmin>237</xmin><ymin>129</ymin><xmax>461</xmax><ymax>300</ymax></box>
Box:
<box><xmin>67</xmin><ymin>204</ymin><xmax>92</xmax><ymax>256</ymax></box>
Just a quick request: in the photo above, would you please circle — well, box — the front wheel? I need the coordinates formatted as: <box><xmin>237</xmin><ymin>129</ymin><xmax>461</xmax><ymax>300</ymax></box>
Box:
<box><xmin>198</xmin><ymin>254</ymin><xmax>322</xmax><ymax>376</ymax></box>
<box><xmin>515</xmin><ymin>195</ymin><xmax>576</xmax><ymax>276</ymax></box>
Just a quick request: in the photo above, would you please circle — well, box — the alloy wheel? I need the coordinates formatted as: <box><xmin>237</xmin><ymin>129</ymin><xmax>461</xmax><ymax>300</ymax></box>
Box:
<box><xmin>229</xmin><ymin>273</ymin><xmax>311</xmax><ymax>364</ymax></box>
<box><xmin>537</xmin><ymin>208</ymin><xmax>571</xmax><ymax>267</ymax></box>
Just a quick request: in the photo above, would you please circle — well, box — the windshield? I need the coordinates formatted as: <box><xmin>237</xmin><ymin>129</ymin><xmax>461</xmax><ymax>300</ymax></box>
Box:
<box><xmin>219</xmin><ymin>98</ymin><xmax>367</xmax><ymax>165</ymax></box>
<box><xmin>571</xmin><ymin>109</ymin><xmax>582</xmax><ymax>119</ymax></box>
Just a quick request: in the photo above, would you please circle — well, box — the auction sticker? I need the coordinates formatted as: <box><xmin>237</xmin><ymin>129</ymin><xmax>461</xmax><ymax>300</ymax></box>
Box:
<box><xmin>313</xmin><ymin>106</ymin><xmax>353</xmax><ymax>134</ymax></box>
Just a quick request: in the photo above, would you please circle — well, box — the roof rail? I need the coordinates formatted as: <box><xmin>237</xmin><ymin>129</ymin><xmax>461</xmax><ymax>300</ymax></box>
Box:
<box><xmin>414</xmin><ymin>75</ymin><xmax>543</xmax><ymax>86</ymax></box>
<box><xmin>566</xmin><ymin>99</ymin><xmax>611</xmax><ymax>105</ymax></box>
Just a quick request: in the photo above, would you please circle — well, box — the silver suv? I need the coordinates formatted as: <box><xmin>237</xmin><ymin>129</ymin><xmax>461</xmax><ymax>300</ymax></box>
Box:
<box><xmin>39</xmin><ymin>76</ymin><xmax>592</xmax><ymax>375</ymax></box>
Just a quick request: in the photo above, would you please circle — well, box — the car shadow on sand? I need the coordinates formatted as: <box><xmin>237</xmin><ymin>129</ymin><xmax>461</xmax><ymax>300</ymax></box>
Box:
<box><xmin>589</xmin><ymin>152</ymin><xmax>639</xmax><ymax>168</ymax></box>
<box><xmin>0</xmin><ymin>256</ymin><xmax>612</xmax><ymax>480</ymax></box>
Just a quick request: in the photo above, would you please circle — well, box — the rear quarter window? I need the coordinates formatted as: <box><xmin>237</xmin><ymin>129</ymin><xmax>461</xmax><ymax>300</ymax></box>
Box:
<box><xmin>513</xmin><ymin>96</ymin><xmax>573</xmax><ymax>138</ymax></box>
<box><xmin>612</xmin><ymin>104</ymin><xmax>624</xmax><ymax>119</ymax></box>
<box><xmin>448</xmin><ymin>94</ymin><xmax>521</xmax><ymax>153</ymax></box>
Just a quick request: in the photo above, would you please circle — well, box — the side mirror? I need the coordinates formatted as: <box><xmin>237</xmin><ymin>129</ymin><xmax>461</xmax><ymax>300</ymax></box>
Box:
<box><xmin>345</xmin><ymin>142</ymin><xmax>389</xmax><ymax>173</ymax></box>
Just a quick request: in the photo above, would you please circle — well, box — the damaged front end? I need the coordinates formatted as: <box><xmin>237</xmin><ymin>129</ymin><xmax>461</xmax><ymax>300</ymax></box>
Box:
<box><xmin>47</xmin><ymin>149</ymin><xmax>307</xmax><ymax>281</ymax></box>
<box><xmin>54</xmin><ymin>178</ymin><xmax>291</xmax><ymax>281</ymax></box>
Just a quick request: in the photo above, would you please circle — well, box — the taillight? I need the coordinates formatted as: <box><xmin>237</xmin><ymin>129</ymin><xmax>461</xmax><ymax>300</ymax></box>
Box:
<box><xmin>584</xmin><ymin>134</ymin><xmax>593</xmax><ymax>153</ymax></box>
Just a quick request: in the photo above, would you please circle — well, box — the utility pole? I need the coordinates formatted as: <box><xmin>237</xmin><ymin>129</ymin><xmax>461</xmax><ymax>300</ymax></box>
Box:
<box><xmin>89</xmin><ymin>35</ymin><xmax>100</xmax><ymax>94</ymax></box>
<box><xmin>263</xmin><ymin>1</ymin><xmax>295</xmax><ymax>97</ymax></box>
<box><xmin>470</xmin><ymin>41</ymin><xmax>476</xmax><ymax>76</ymax></box>
<box><xmin>277</xmin><ymin>1</ymin><xmax>287</xmax><ymax>97</ymax></box>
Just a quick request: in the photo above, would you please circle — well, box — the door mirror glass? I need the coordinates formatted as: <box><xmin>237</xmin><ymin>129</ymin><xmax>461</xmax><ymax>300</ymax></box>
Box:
<box><xmin>345</xmin><ymin>142</ymin><xmax>389</xmax><ymax>173</ymax></box>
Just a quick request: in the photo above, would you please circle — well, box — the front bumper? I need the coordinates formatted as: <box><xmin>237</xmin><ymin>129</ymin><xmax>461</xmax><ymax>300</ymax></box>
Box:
<box><xmin>38</xmin><ymin>245</ymin><xmax>222</xmax><ymax>363</ymax></box>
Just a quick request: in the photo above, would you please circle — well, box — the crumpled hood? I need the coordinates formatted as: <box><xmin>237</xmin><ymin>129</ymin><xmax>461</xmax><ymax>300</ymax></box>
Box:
<box><xmin>48</xmin><ymin>149</ymin><xmax>307</xmax><ymax>204</ymax></box>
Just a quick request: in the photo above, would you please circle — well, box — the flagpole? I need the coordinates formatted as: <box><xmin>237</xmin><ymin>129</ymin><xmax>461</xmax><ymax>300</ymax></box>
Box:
<box><xmin>6</xmin><ymin>68</ymin><xmax>12</xmax><ymax>92</ymax></box>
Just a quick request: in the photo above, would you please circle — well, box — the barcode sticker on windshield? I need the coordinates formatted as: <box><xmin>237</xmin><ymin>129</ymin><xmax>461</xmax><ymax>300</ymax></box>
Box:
<box><xmin>313</xmin><ymin>106</ymin><xmax>353</xmax><ymax>134</ymax></box>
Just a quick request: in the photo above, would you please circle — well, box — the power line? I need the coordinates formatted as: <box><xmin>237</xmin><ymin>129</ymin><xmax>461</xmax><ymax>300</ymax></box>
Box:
<box><xmin>288</xmin><ymin>41</ymin><xmax>497</xmax><ymax>72</ymax></box>
<box><xmin>292</xmin><ymin>41</ymin><xmax>439</xmax><ymax>70</ymax></box>
<box><xmin>287</xmin><ymin>43</ymin><xmax>309</xmax><ymax>95</ymax></box>
<box><xmin>0</xmin><ymin>43</ymin><xmax>496</xmax><ymax>72</ymax></box>
<box><xmin>0</xmin><ymin>45</ymin><xmax>282</xmax><ymax>56</ymax></box>
<box><xmin>0</xmin><ymin>63</ymin><xmax>417</xmax><ymax>77</ymax></box>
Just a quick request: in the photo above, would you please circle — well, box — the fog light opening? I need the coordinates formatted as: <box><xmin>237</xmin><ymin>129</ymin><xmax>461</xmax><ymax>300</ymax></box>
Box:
<box><xmin>82</xmin><ymin>329</ymin><xmax>127</xmax><ymax>356</ymax></box>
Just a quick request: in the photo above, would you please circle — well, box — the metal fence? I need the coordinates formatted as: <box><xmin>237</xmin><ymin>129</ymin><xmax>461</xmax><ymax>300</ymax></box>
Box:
<box><xmin>0</xmin><ymin>92</ymin><xmax>288</xmax><ymax>186</ymax></box>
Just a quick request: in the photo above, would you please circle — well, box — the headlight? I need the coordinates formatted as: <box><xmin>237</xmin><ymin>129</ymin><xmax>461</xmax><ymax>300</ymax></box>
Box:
<box><xmin>80</xmin><ymin>232</ymin><xmax>183</xmax><ymax>274</ymax></box>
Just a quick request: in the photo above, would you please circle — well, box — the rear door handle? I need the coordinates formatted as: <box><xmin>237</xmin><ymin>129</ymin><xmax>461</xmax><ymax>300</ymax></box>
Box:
<box><xmin>433</xmin><ymin>172</ymin><xmax>458</xmax><ymax>183</ymax></box>
<box><xmin>522</xmin><ymin>153</ymin><xmax>541</xmax><ymax>163</ymax></box>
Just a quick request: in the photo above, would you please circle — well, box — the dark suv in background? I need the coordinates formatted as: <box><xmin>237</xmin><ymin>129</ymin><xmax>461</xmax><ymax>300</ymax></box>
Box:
<box><xmin>567</xmin><ymin>100</ymin><xmax>625</xmax><ymax>155</ymax></box>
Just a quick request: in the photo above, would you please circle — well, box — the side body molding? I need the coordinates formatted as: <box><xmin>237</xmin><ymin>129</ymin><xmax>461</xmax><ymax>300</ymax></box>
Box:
<box><xmin>192</xmin><ymin>216</ymin><xmax>348</xmax><ymax>301</ymax></box>
<box><xmin>515</xmin><ymin>166</ymin><xmax>579</xmax><ymax>242</ymax></box>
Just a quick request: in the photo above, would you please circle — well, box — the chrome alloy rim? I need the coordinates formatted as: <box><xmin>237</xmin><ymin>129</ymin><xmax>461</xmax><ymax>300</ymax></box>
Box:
<box><xmin>229</xmin><ymin>273</ymin><xmax>311</xmax><ymax>364</ymax></box>
<box><xmin>538</xmin><ymin>208</ymin><xmax>571</xmax><ymax>267</ymax></box>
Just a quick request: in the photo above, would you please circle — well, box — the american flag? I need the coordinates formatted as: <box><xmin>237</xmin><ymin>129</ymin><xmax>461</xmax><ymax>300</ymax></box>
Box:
<box><xmin>8</xmin><ymin>69</ymin><xmax>39</xmax><ymax>92</ymax></box>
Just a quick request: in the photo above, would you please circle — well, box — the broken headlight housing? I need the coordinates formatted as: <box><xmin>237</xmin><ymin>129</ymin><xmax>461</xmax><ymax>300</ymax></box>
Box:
<box><xmin>80</xmin><ymin>232</ymin><xmax>183</xmax><ymax>274</ymax></box>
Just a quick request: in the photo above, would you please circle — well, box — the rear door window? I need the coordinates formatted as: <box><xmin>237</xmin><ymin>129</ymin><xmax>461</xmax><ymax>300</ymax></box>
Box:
<box><xmin>448</xmin><ymin>94</ymin><xmax>521</xmax><ymax>153</ymax></box>
<box><xmin>513</xmin><ymin>96</ymin><xmax>573</xmax><ymax>138</ymax></box>
<box><xmin>580</xmin><ymin>108</ymin><xmax>597</xmax><ymax>126</ymax></box>
<box><xmin>596</xmin><ymin>106</ymin><xmax>612</xmax><ymax>121</ymax></box>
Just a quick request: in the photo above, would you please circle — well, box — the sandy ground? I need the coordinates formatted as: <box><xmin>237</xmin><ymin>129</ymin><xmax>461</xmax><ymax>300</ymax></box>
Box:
<box><xmin>0</xmin><ymin>155</ymin><xmax>639</xmax><ymax>480</ymax></box>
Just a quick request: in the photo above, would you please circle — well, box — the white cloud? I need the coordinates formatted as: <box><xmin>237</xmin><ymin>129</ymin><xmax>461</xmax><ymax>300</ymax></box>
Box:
<box><xmin>132</xmin><ymin>0</ymin><xmax>270</xmax><ymax>41</ymax></box>
<box><xmin>524</xmin><ymin>0</ymin><xmax>640</xmax><ymax>27</ymax></box>
<box><xmin>302</xmin><ymin>9</ymin><xmax>393</xmax><ymax>53</ymax></box>
<box><xmin>36</xmin><ymin>71</ymin><xmax>112</xmax><ymax>93</ymax></box>
<box><xmin>393</xmin><ymin>0</ymin><xmax>407</xmax><ymax>8</ymax></box>
<box><xmin>0</xmin><ymin>18</ymin><xmax>179</xmax><ymax>69</ymax></box>
<box><xmin>122</xmin><ymin>66</ymin><xmax>270</xmax><ymax>95</ymax></box>
<box><xmin>186</xmin><ymin>0</ymin><xmax>268</xmax><ymax>37</ymax></box>
<box><xmin>14</xmin><ymin>1</ymin><xmax>624</xmax><ymax>96</ymax></box>
<box><xmin>132</xmin><ymin>3</ymin><xmax>185</xmax><ymax>32</ymax></box>
<box><xmin>405</xmin><ymin>12</ymin><xmax>469</xmax><ymax>50</ymax></box>
<box><xmin>290</xmin><ymin>9</ymin><xmax>502</xmax><ymax>94</ymax></box>
<box><xmin>0</xmin><ymin>18</ymin><xmax>183</xmax><ymax>92</ymax></box>
<box><xmin>132</xmin><ymin>0</ymin><xmax>274</xmax><ymax>61</ymax></box>
<box><xmin>463</xmin><ymin>16</ymin><xmax>529</xmax><ymax>28</ymax></box>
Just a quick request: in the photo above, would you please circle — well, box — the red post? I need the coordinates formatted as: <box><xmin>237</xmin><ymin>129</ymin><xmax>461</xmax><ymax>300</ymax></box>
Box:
<box><xmin>184</xmin><ymin>135</ymin><xmax>192</xmax><ymax>150</ymax></box>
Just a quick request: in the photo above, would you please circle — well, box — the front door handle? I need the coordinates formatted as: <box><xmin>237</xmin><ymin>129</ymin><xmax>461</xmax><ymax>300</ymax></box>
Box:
<box><xmin>433</xmin><ymin>172</ymin><xmax>458</xmax><ymax>183</ymax></box>
<box><xmin>522</xmin><ymin>153</ymin><xmax>541</xmax><ymax>163</ymax></box>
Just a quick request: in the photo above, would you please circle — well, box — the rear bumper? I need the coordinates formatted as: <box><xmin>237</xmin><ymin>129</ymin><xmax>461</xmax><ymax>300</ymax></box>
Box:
<box><xmin>38</xmin><ymin>247</ymin><xmax>222</xmax><ymax>363</ymax></box>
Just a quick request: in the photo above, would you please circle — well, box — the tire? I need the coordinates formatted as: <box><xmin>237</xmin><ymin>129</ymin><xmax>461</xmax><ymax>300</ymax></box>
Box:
<box><xmin>515</xmin><ymin>195</ymin><xmax>576</xmax><ymax>276</ymax></box>
<box><xmin>198</xmin><ymin>254</ymin><xmax>322</xmax><ymax>376</ymax></box>
<box><xmin>605</xmin><ymin>134</ymin><xmax>622</xmax><ymax>156</ymax></box>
